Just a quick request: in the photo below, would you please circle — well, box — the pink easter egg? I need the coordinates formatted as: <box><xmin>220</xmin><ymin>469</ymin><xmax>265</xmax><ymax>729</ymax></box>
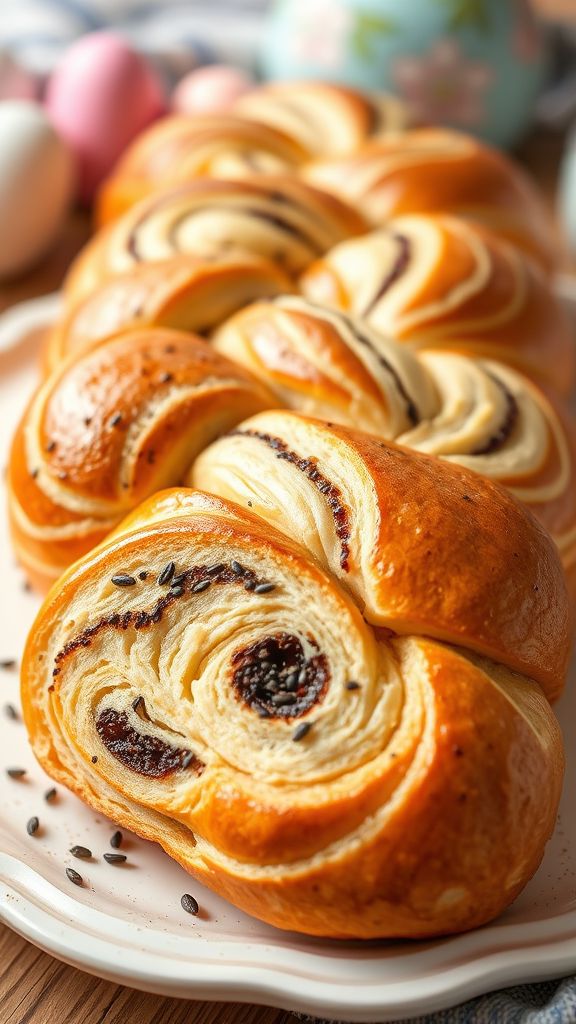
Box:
<box><xmin>172</xmin><ymin>65</ymin><xmax>254</xmax><ymax>115</ymax></box>
<box><xmin>45</xmin><ymin>32</ymin><xmax>166</xmax><ymax>202</ymax></box>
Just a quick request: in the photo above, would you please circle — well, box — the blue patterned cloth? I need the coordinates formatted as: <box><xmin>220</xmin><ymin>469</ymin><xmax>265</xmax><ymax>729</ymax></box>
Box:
<box><xmin>294</xmin><ymin>977</ymin><xmax>576</xmax><ymax>1022</ymax></box>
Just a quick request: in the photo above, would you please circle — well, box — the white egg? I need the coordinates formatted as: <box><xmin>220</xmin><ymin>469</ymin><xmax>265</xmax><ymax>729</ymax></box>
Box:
<box><xmin>0</xmin><ymin>100</ymin><xmax>74</xmax><ymax>279</ymax></box>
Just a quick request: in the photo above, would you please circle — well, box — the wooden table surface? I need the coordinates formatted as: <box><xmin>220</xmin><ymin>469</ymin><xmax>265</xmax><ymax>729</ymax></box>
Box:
<box><xmin>1</xmin><ymin>6</ymin><xmax>575</xmax><ymax>1011</ymax></box>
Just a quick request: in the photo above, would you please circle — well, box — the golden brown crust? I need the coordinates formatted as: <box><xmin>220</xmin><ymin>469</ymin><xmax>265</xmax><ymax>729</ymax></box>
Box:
<box><xmin>21</xmin><ymin>480</ymin><xmax>566</xmax><ymax>939</ymax></box>
<box><xmin>8</xmin><ymin>329</ymin><xmax>275</xmax><ymax>590</ymax></box>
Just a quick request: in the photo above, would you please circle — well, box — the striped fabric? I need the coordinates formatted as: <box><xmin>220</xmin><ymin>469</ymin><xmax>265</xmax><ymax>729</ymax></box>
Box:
<box><xmin>0</xmin><ymin>0</ymin><xmax>270</xmax><ymax>79</ymax></box>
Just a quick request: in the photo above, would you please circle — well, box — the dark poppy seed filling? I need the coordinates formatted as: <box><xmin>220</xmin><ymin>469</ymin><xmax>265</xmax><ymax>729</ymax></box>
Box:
<box><xmin>228</xmin><ymin>429</ymin><xmax>351</xmax><ymax>570</ymax></box>
<box><xmin>95</xmin><ymin>707</ymin><xmax>205</xmax><ymax>778</ymax></box>
<box><xmin>363</xmin><ymin>234</ymin><xmax>411</xmax><ymax>316</ymax></box>
<box><xmin>471</xmin><ymin>376</ymin><xmax>519</xmax><ymax>456</ymax></box>
<box><xmin>231</xmin><ymin>632</ymin><xmax>329</xmax><ymax>719</ymax></box>
<box><xmin>53</xmin><ymin>563</ymin><xmax>271</xmax><ymax>671</ymax></box>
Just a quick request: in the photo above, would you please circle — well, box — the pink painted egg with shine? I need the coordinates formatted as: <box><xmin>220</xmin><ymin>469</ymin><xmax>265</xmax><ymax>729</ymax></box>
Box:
<box><xmin>45</xmin><ymin>32</ymin><xmax>166</xmax><ymax>202</ymax></box>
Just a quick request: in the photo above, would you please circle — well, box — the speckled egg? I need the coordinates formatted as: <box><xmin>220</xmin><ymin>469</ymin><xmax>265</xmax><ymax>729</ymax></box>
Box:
<box><xmin>45</xmin><ymin>32</ymin><xmax>166</xmax><ymax>202</ymax></box>
<box><xmin>0</xmin><ymin>101</ymin><xmax>74</xmax><ymax>279</ymax></box>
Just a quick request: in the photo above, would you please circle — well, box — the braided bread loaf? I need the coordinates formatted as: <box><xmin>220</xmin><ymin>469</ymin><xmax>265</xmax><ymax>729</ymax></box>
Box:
<box><xmin>21</xmin><ymin>415</ymin><xmax>568</xmax><ymax>938</ymax></box>
<box><xmin>11</xmin><ymin>79</ymin><xmax>573</xmax><ymax>941</ymax></box>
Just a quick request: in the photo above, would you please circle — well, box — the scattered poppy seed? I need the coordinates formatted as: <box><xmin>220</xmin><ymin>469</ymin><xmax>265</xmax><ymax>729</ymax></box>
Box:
<box><xmin>91</xmin><ymin>756</ymin><xmax>98</xmax><ymax>764</ymax></box>
<box><xmin>230</xmin><ymin>560</ymin><xmax>244</xmax><ymax>575</ymax></box>
<box><xmin>103</xmin><ymin>852</ymin><xmax>127</xmax><ymax>864</ymax></box>
<box><xmin>170</xmin><ymin>586</ymin><xmax>184</xmax><ymax>598</ymax></box>
<box><xmin>0</xmin><ymin>659</ymin><xmax>16</xmax><ymax>670</ymax></box>
<box><xmin>346</xmin><ymin>681</ymin><xmax>361</xmax><ymax>691</ymax></box>
<box><xmin>244</xmin><ymin>579</ymin><xmax>256</xmax><ymax>591</ymax></box>
<box><xmin>138</xmin><ymin>571</ymin><xmax>148</xmax><ymax>580</ymax></box>
<box><xmin>26</xmin><ymin>816</ymin><xmax>39</xmax><ymax>835</ymax></box>
<box><xmin>66</xmin><ymin>867</ymin><xmax>83</xmax><ymax>887</ymax></box>
<box><xmin>292</xmin><ymin>722</ymin><xmax>312</xmax><ymax>742</ymax></box>
<box><xmin>44</xmin><ymin>787</ymin><xmax>57</xmax><ymax>802</ymax></box>
<box><xmin>206</xmin><ymin>563</ymin><xmax>225</xmax><ymax>576</ymax></box>
<box><xmin>109</xmin><ymin>413</ymin><xmax>123</xmax><ymax>428</ymax></box>
<box><xmin>181</xmin><ymin>893</ymin><xmax>199</xmax><ymax>916</ymax></box>
<box><xmin>158</xmin><ymin>561</ymin><xmax>175</xmax><ymax>585</ymax></box>
<box><xmin>191</xmin><ymin>580</ymin><xmax>210</xmax><ymax>594</ymax></box>
<box><xmin>254</xmin><ymin>582</ymin><xmax>276</xmax><ymax>594</ymax></box>
<box><xmin>110</xmin><ymin>830</ymin><xmax>123</xmax><ymax>849</ymax></box>
<box><xmin>84</xmin><ymin>417</ymin><xmax>92</xmax><ymax>426</ymax></box>
<box><xmin>171</xmin><ymin>572</ymin><xmax>187</xmax><ymax>587</ymax></box>
<box><xmin>6</xmin><ymin>767</ymin><xmax>26</xmax><ymax>779</ymax></box>
<box><xmin>160</xmin><ymin>372</ymin><xmax>173</xmax><ymax>383</ymax></box>
<box><xmin>111</xmin><ymin>574</ymin><xmax>137</xmax><ymax>587</ymax></box>
<box><xmin>45</xmin><ymin>440</ymin><xmax>56</xmax><ymax>452</ymax></box>
<box><xmin>4</xmin><ymin>703</ymin><xmax>18</xmax><ymax>720</ymax></box>
<box><xmin>70</xmin><ymin>845</ymin><xmax>92</xmax><ymax>859</ymax></box>
<box><xmin>181</xmin><ymin>751</ymin><xmax>196</xmax><ymax>769</ymax></box>
<box><xmin>31</xmin><ymin>468</ymin><xmax>38</xmax><ymax>479</ymax></box>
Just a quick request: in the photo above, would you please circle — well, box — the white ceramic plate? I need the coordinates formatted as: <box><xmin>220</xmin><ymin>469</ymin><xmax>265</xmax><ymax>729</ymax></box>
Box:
<box><xmin>1</xmin><ymin>293</ymin><xmax>576</xmax><ymax>1024</ymax></box>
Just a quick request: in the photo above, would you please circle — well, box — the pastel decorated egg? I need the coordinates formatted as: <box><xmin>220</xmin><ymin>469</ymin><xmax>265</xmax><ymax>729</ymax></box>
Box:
<box><xmin>0</xmin><ymin>52</ymin><xmax>37</xmax><ymax>100</ymax></box>
<box><xmin>172</xmin><ymin>65</ymin><xmax>255</xmax><ymax>115</ymax></box>
<box><xmin>261</xmin><ymin>0</ymin><xmax>547</xmax><ymax>148</ymax></box>
<box><xmin>45</xmin><ymin>32</ymin><xmax>166</xmax><ymax>202</ymax></box>
<box><xmin>0</xmin><ymin>101</ymin><xmax>74</xmax><ymax>279</ymax></box>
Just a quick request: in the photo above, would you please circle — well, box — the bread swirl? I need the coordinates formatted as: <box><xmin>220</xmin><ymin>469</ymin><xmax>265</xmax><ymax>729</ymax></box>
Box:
<box><xmin>300</xmin><ymin>214</ymin><xmax>575</xmax><ymax>395</ymax></box>
<box><xmin>21</xmin><ymin>418</ymin><xmax>568</xmax><ymax>938</ymax></box>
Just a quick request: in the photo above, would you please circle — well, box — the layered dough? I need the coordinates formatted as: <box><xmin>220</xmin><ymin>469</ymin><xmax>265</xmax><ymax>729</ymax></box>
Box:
<box><xmin>213</xmin><ymin>297</ymin><xmax>576</xmax><ymax>580</ymax></box>
<box><xmin>22</xmin><ymin>420</ymin><xmax>568</xmax><ymax>938</ymax></box>
<box><xmin>300</xmin><ymin>214</ymin><xmax>575</xmax><ymax>395</ymax></box>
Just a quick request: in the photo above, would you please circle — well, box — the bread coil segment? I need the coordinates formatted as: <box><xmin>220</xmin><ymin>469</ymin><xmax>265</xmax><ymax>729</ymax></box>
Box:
<box><xmin>8</xmin><ymin>329</ymin><xmax>275</xmax><ymax>591</ymax></box>
<box><xmin>213</xmin><ymin>297</ymin><xmax>576</xmax><ymax>578</ymax></box>
<box><xmin>192</xmin><ymin>411</ymin><xmax>571</xmax><ymax>699</ymax></box>
<box><xmin>66</xmin><ymin>177</ymin><xmax>368</xmax><ymax>312</ymax></box>
<box><xmin>305</xmin><ymin>127</ymin><xmax>555</xmax><ymax>268</ymax></box>
<box><xmin>300</xmin><ymin>214</ymin><xmax>575</xmax><ymax>396</ymax></box>
<box><xmin>96</xmin><ymin>114</ymin><xmax>311</xmax><ymax>225</ymax></box>
<box><xmin>22</xmin><ymin>471</ymin><xmax>566</xmax><ymax>937</ymax></box>
<box><xmin>234</xmin><ymin>81</ymin><xmax>411</xmax><ymax>157</ymax></box>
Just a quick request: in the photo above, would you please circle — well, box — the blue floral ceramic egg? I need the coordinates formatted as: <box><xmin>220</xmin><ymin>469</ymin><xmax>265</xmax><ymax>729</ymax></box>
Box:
<box><xmin>261</xmin><ymin>0</ymin><xmax>547</xmax><ymax>148</ymax></box>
